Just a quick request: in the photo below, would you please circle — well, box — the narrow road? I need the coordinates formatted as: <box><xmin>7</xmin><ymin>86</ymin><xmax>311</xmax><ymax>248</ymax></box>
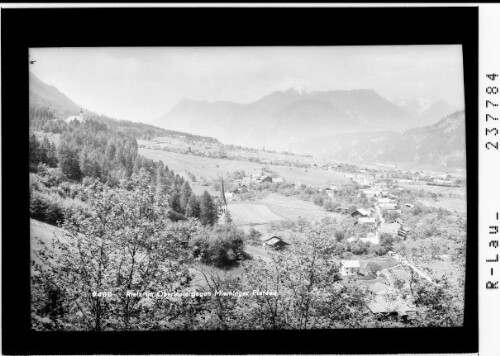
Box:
<box><xmin>371</xmin><ymin>205</ymin><xmax>384</xmax><ymax>245</ymax></box>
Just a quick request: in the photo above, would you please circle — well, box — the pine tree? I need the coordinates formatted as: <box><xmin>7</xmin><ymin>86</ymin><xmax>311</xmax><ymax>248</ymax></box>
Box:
<box><xmin>47</xmin><ymin>142</ymin><xmax>58</xmax><ymax>167</ymax></box>
<box><xmin>39</xmin><ymin>137</ymin><xmax>51</xmax><ymax>164</ymax></box>
<box><xmin>170</xmin><ymin>192</ymin><xmax>182</xmax><ymax>214</ymax></box>
<box><xmin>180</xmin><ymin>181</ymin><xmax>192</xmax><ymax>213</ymax></box>
<box><xmin>200</xmin><ymin>191</ymin><xmax>217</xmax><ymax>226</ymax></box>
<box><xmin>186</xmin><ymin>194</ymin><xmax>201</xmax><ymax>219</ymax></box>
<box><xmin>58</xmin><ymin>141</ymin><xmax>82</xmax><ymax>181</ymax></box>
<box><xmin>155</xmin><ymin>161</ymin><xmax>164</xmax><ymax>185</ymax></box>
<box><xmin>219</xmin><ymin>178</ymin><xmax>228</xmax><ymax>207</ymax></box>
<box><xmin>29</xmin><ymin>134</ymin><xmax>40</xmax><ymax>168</ymax></box>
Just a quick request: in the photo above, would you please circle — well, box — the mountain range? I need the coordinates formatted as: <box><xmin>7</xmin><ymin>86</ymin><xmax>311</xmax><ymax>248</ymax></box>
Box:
<box><xmin>155</xmin><ymin>87</ymin><xmax>460</xmax><ymax>150</ymax></box>
<box><xmin>29</xmin><ymin>73</ymin><xmax>466</xmax><ymax>169</ymax></box>
<box><xmin>394</xmin><ymin>96</ymin><xmax>459</xmax><ymax>127</ymax></box>
<box><xmin>296</xmin><ymin>110</ymin><xmax>466</xmax><ymax>169</ymax></box>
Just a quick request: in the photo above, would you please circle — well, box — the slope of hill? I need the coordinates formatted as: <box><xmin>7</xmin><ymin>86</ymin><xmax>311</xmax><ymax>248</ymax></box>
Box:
<box><xmin>29</xmin><ymin>72</ymin><xmax>81</xmax><ymax>114</ymax></box>
<box><xmin>29</xmin><ymin>72</ymin><xmax>219</xmax><ymax>142</ymax></box>
<box><xmin>156</xmin><ymin>87</ymin><xmax>415</xmax><ymax>150</ymax></box>
<box><xmin>297</xmin><ymin>110</ymin><xmax>466</xmax><ymax>169</ymax></box>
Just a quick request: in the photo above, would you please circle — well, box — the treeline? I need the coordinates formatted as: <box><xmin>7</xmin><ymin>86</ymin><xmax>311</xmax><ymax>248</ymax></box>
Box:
<box><xmin>29</xmin><ymin>105</ymin><xmax>222</xmax><ymax>228</ymax></box>
<box><xmin>80</xmin><ymin>112</ymin><xmax>170</xmax><ymax>140</ymax></box>
<box><xmin>29</xmin><ymin>104</ymin><xmax>218</xmax><ymax>143</ymax></box>
<box><xmin>29</xmin><ymin>105</ymin><xmax>223</xmax><ymax>187</ymax></box>
<box><xmin>154</xmin><ymin>162</ymin><xmax>219</xmax><ymax>226</ymax></box>
<box><xmin>56</xmin><ymin>119</ymin><xmax>138</xmax><ymax>182</ymax></box>
<box><xmin>29</xmin><ymin>105</ymin><xmax>65</xmax><ymax>133</ymax></box>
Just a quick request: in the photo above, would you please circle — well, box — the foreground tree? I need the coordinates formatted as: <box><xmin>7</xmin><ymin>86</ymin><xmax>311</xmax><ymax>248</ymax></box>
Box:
<box><xmin>185</xmin><ymin>194</ymin><xmax>201</xmax><ymax>219</ymax></box>
<box><xmin>199</xmin><ymin>191</ymin><xmax>218</xmax><ymax>226</ymax></box>
<box><xmin>31</xmin><ymin>170</ymin><xmax>193</xmax><ymax>331</ymax></box>
<box><xmin>191</xmin><ymin>225</ymin><xmax>246</xmax><ymax>268</ymax></box>
<box><xmin>180</xmin><ymin>181</ymin><xmax>193</xmax><ymax>214</ymax></box>
<box><xmin>240</xmin><ymin>220</ymin><xmax>372</xmax><ymax>329</ymax></box>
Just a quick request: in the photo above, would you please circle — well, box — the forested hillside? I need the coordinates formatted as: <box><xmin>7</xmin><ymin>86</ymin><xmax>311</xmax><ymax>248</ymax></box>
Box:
<box><xmin>295</xmin><ymin>110</ymin><xmax>466</xmax><ymax>169</ymax></box>
<box><xmin>29</xmin><ymin>72</ymin><xmax>220</xmax><ymax>142</ymax></box>
<box><xmin>29</xmin><ymin>104</ymin><xmax>221</xmax><ymax>227</ymax></box>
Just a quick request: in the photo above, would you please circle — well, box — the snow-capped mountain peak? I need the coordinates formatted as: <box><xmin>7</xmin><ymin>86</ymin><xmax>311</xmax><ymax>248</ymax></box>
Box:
<box><xmin>287</xmin><ymin>85</ymin><xmax>313</xmax><ymax>95</ymax></box>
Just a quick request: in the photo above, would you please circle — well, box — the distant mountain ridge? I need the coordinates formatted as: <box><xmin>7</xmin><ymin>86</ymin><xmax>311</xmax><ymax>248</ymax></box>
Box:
<box><xmin>296</xmin><ymin>110</ymin><xmax>466</xmax><ymax>169</ymax></box>
<box><xmin>394</xmin><ymin>96</ymin><xmax>459</xmax><ymax>127</ymax></box>
<box><xmin>156</xmin><ymin>87</ymin><xmax>454</xmax><ymax>150</ymax></box>
<box><xmin>29</xmin><ymin>72</ymin><xmax>213</xmax><ymax>141</ymax></box>
<box><xmin>29</xmin><ymin>73</ymin><xmax>465</xmax><ymax>169</ymax></box>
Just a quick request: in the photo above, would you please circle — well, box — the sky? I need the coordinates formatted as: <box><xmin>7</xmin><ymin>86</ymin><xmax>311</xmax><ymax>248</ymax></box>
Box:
<box><xmin>29</xmin><ymin>46</ymin><xmax>465</xmax><ymax>124</ymax></box>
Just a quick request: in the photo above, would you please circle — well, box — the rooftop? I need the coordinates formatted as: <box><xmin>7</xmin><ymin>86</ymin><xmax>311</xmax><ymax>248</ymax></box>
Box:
<box><xmin>366</xmin><ymin>294</ymin><xmax>417</xmax><ymax>315</ymax></box>
<box><xmin>379</xmin><ymin>222</ymin><xmax>401</xmax><ymax>235</ymax></box>
<box><xmin>341</xmin><ymin>260</ymin><xmax>360</xmax><ymax>268</ymax></box>
<box><xmin>356</xmin><ymin>208</ymin><xmax>370</xmax><ymax>216</ymax></box>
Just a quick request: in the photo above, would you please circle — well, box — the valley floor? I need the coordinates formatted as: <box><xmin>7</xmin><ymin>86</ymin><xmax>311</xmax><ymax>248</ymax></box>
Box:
<box><xmin>138</xmin><ymin>146</ymin><xmax>347</xmax><ymax>188</ymax></box>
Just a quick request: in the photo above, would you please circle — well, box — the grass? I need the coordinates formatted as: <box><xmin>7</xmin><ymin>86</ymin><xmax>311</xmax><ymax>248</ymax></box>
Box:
<box><xmin>418</xmin><ymin>196</ymin><xmax>467</xmax><ymax>215</ymax></box>
<box><xmin>397</xmin><ymin>183</ymin><xmax>467</xmax><ymax>216</ymax></box>
<box><xmin>138</xmin><ymin>146</ymin><xmax>347</xmax><ymax>188</ymax></box>
<box><xmin>30</xmin><ymin>218</ymin><xmax>69</xmax><ymax>265</ymax></box>
<box><xmin>226</xmin><ymin>193</ymin><xmax>343</xmax><ymax>236</ymax></box>
<box><xmin>229</xmin><ymin>203</ymin><xmax>284</xmax><ymax>226</ymax></box>
<box><xmin>139</xmin><ymin>137</ymin><xmax>314</xmax><ymax>164</ymax></box>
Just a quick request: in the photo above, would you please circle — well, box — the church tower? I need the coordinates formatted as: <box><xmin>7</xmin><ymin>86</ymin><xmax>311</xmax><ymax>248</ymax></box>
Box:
<box><xmin>219</xmin><ymin>178</ymin><xmax>227</xmax><ymax>214</ymax></box>
<box><xmin>218</xmin><ymin>178</ymin><xmax>232</xmax><ymax>225</ymax></box>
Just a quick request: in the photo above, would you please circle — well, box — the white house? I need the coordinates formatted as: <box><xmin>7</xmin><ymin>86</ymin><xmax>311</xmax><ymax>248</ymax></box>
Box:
<box><xmin>377</xmin><ymin>197</ymin><xmax>396</xmax><ymax>204</ymax></box>
<box><xmin>362</xmin><ymin>189</ymin><xmax>382</xmax><ymax>198</ymax></box>
<box><xmin>378</xmin><ymin>203</ymin><xmax>398</xmax><ymax>211</ymax></box>
<box><xmin>340</xmin><ymin>260</ymin><xmax>360</xmax><ymax>276</ymax></box>
<box><xmin>379</xmin><ymin>222</ymin><xmax>401</xmax><ymax>237</ymax></box>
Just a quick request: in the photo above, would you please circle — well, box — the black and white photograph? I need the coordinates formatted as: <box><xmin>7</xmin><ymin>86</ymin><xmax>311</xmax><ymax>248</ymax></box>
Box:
<box><xmin>28</xmin><ymin>45</ymin><xmax>468</xmax><ymax>332</ymax></box>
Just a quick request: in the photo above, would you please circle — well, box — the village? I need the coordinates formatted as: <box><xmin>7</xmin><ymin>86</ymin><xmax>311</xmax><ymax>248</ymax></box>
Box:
<box><xmin>173</xmin><ymin>155</ymin><xmax>465</xmax><ymax>323</ymax></box>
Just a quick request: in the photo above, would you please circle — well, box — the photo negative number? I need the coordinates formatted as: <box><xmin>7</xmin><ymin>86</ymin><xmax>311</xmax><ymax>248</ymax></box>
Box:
<box><xmin>486</xmin><ymin>73</ymin><xmax>499</xmax><ymax>150</ymax></box>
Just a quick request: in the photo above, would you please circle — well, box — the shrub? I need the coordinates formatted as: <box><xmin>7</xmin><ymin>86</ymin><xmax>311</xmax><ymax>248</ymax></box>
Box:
<box><xmin>30</xmin><ymin>191</ymin><xmax>86</xmax><ymax>225</ymax></box>
<box><xmin>191</xmin><ymin>225</ymin><xmax>246</xmax><ymax>268</ymax></box>
<box><xmin>312</xmin><ymin>194</ymin><xmax>324</xmax><ymax>206</ymax></box>
<box><xmin>246</xmin><ymin>227</ymin><xmax>263</xmax><ymax>246</ymax></box>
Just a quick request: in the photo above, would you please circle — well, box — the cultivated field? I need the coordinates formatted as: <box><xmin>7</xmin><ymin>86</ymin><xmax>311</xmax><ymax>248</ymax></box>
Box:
<box><xmin>138</xmin><ymin>146</ymin><xmax>347</xmax><ymax>188</ymax></box>
<box><xmin>418</xmin><ymin>196</ymin><xmax>467</xmax><ymax>215</ymax></box>
<box><xmin>399</xmin><ymin>183</ymin><xmax>466</xmax><ymax>198</ymax></box>
<box><xmin>139</xmin><ymin>137</ymin><xmax>315</xmax><ymax>165</ymax></box>
<box><xmin>398</xmin><ymin>183</ymin><xmax>467</xmax><ymax>215</ymax></box>
<box><xmin>227</xmin><ymin>193</ymin><xmax>344</xmax><ymax>235</ymax></box>
<box><xmin>229</xmin><ymin>204</ymin><xmax>285</xmax><ymax>226</ymax></box>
